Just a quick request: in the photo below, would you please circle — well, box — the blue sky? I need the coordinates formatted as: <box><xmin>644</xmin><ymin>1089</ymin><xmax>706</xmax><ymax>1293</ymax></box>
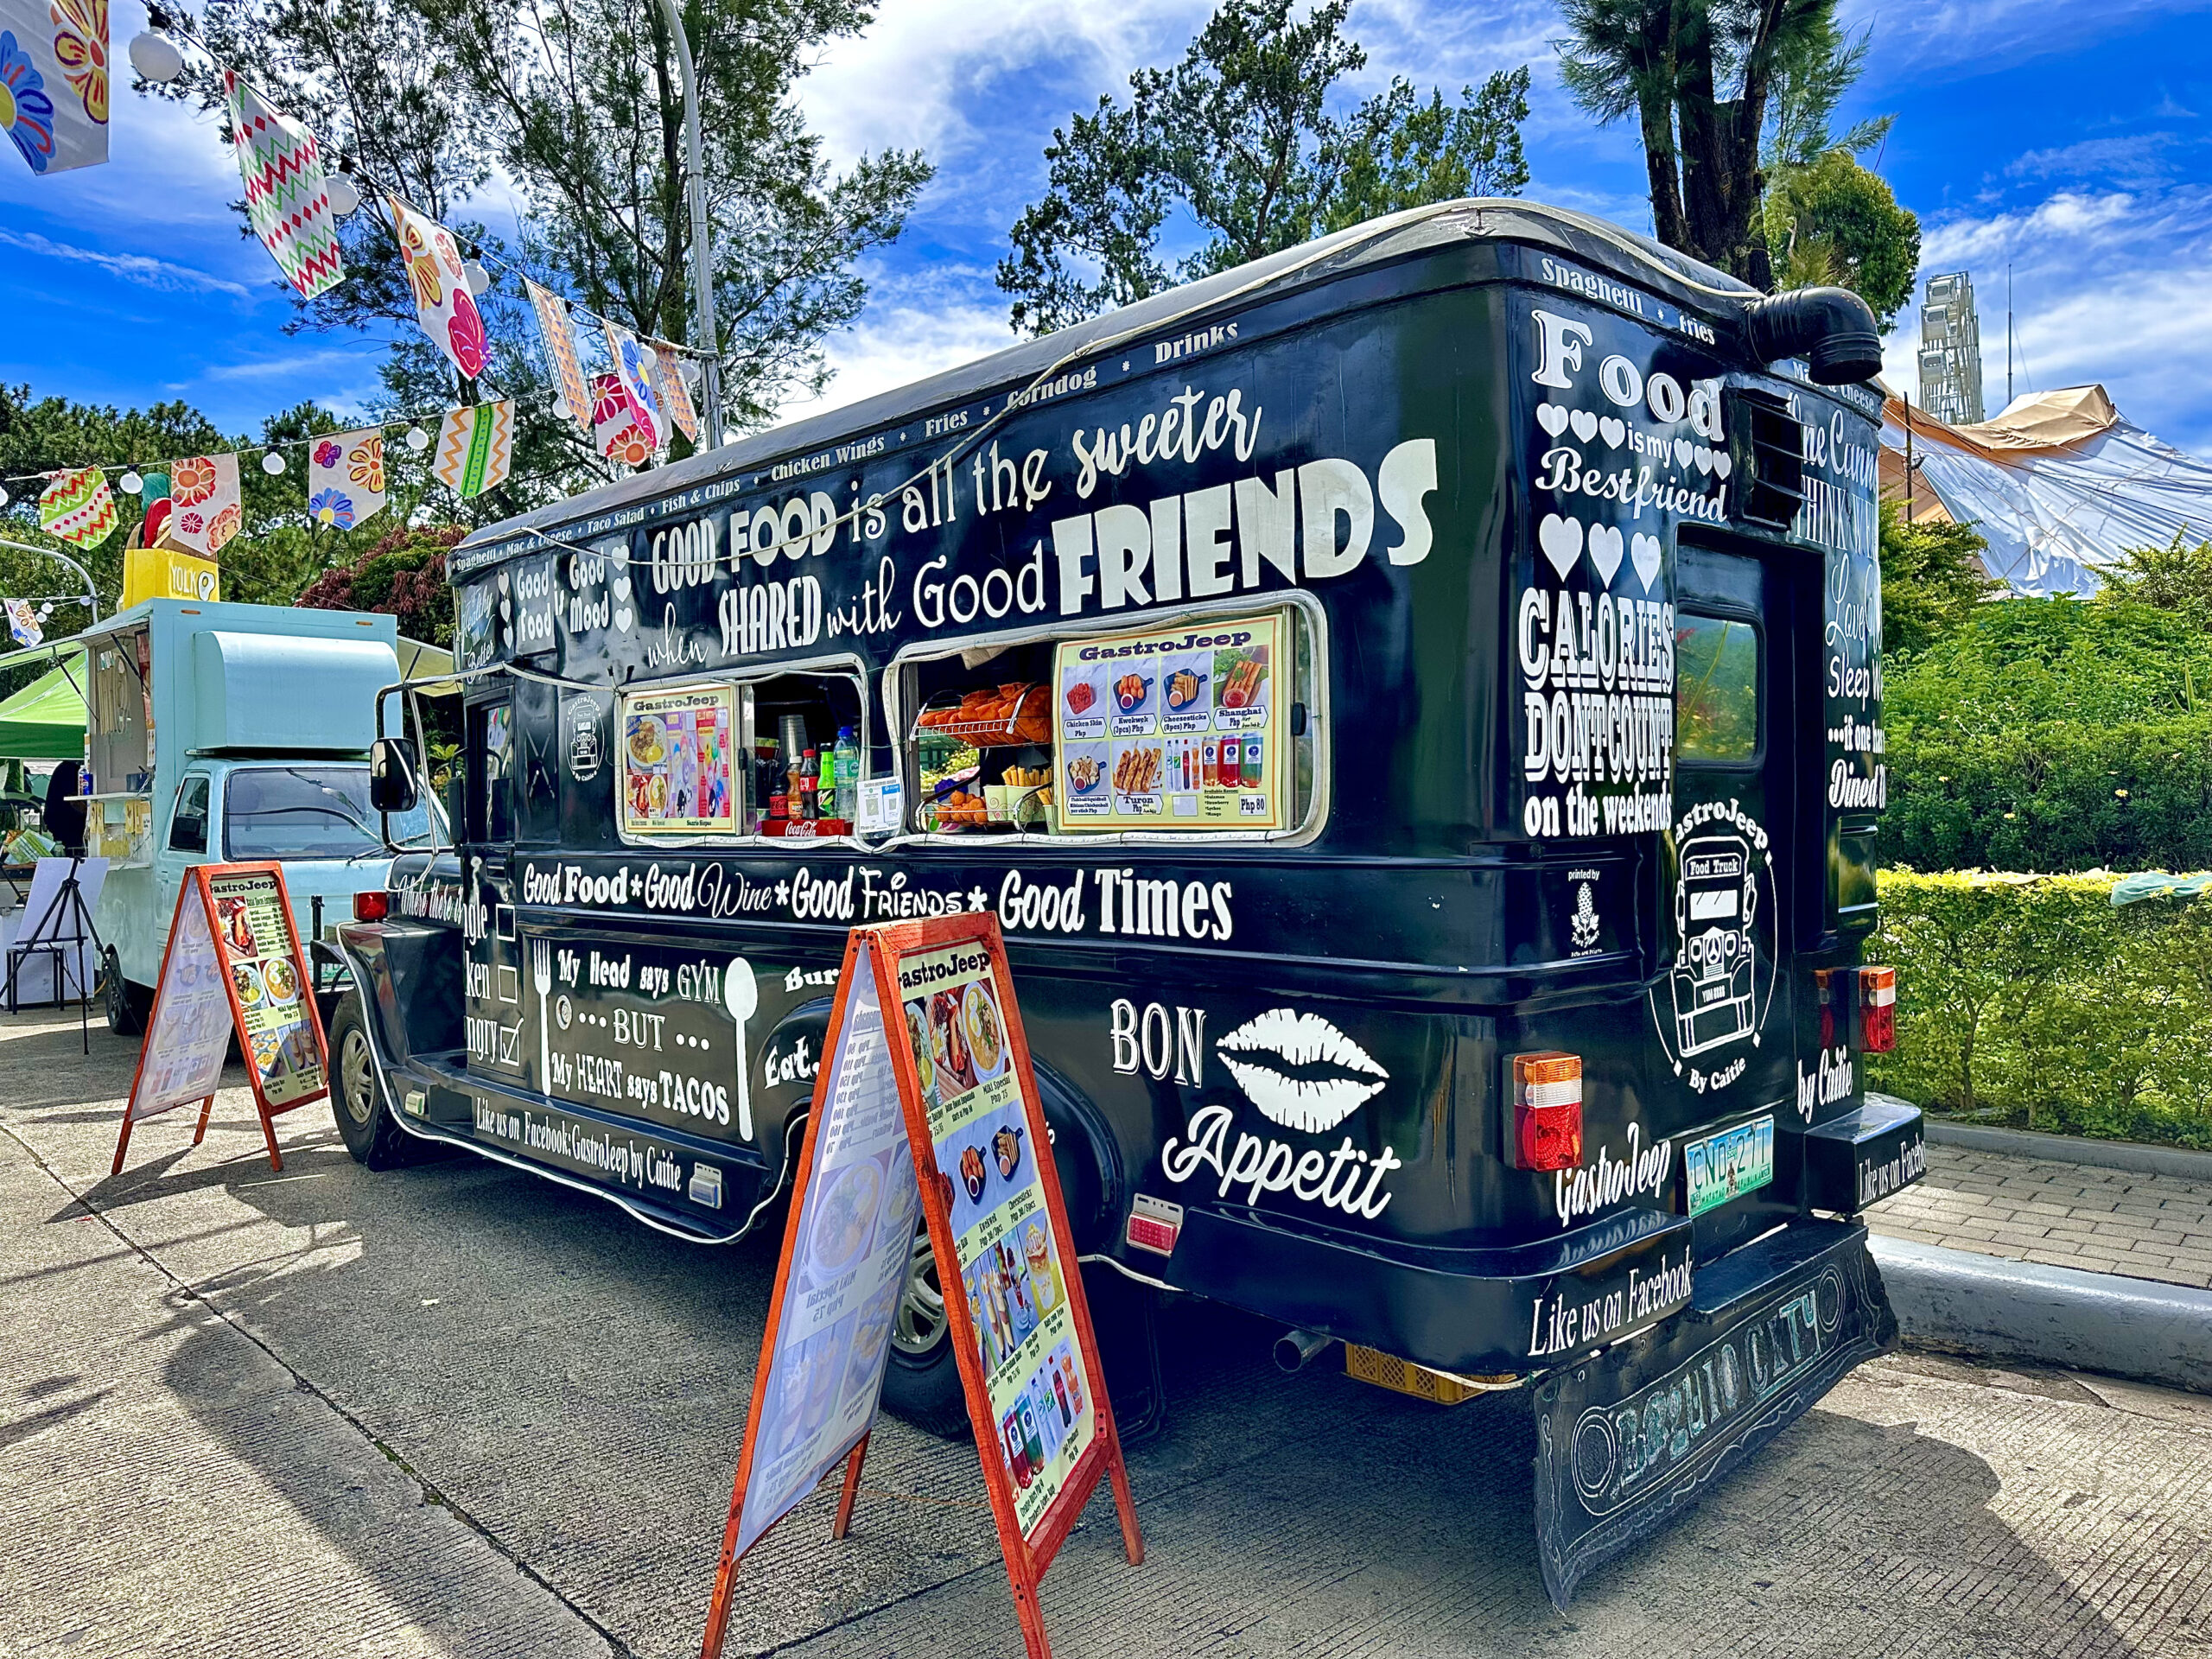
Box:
<box><xmin>4</xmin><ymin>0</ymin><xmax>2211</xmax><ymax>458</ymax></box>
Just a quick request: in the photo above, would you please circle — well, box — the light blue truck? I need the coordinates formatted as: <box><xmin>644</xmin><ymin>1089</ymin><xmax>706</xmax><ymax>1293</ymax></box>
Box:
<box><xmin>71</xmin><ymin>598</ymin><xmax>437</xmax><ymax>1032</ymax></box>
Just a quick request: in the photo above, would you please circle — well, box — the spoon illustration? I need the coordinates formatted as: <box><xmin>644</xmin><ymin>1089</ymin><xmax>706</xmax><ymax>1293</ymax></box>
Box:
<box><xmin>723</xmin><ymin>957</ymin><xmax>757</xmax><ymax>1141</ymax></box>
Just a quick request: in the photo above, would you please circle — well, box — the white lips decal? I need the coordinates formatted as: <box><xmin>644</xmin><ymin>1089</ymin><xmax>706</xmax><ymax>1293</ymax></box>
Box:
<box><xmin>1216</xmin><ymin>1008</ymin><xmax>1389</xmax><ymax>1133</ymax></box>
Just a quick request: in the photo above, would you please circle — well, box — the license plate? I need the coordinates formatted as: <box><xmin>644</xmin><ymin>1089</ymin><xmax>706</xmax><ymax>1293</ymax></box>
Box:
<box><xmin>1683</xmin><ymin>1116</ymin><xmax>1774</xmax><ymax>1217</ymax></box>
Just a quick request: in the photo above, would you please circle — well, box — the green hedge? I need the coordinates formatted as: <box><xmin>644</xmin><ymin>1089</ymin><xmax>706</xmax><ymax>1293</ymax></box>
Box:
<box><xmin>1870</xmin><ymin>870</ymin><xmax>2212</xmax><ymax>1148</ymax></box>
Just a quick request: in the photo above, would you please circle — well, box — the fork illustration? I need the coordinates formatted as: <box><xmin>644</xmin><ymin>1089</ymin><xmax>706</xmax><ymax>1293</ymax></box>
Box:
<box><xmin>531</xmin><ymin>938</ymin><xmax>554</xmax><ymax>1088</ymax></box>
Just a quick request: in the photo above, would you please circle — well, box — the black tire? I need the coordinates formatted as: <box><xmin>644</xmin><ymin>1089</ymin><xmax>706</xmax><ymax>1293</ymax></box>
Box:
<box><xmin>879</xmin><ymin>1217</ymin><xmax>971</xmax><ymax>1439</ymax></box>
<box><xmin>329</xmin><ymin>990</ymin><xmax>420</xmax><ymax>1170</ymax></box>
<box><xmin>103</xmin><ymin>950</ymin><xmax>151</xmax><ymax>1036</ymax></box>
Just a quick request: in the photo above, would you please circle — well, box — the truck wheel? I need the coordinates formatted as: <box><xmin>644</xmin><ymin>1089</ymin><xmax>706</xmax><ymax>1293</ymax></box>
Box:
<box><xmin>103</xmin><ymin>950</ymin><xmax>151</xmax><ymax>1036</ymax></box>
<box><xmin>329</xmin><ymin>991</ymin><xmax>417</xmax><ymax>1170</ymax></box>
<box><xmin>880</xmin><ymin>1219</ymin><xmax>970</xmax><ymax>1439</ymax></box>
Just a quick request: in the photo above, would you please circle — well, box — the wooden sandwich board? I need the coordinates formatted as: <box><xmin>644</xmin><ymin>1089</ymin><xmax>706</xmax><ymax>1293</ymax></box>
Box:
<box><xmin>700</xmin><ymin>913</ymin><xmax>1141</xmax><ymax>1659</ymax></box>
<box><xmin>112</xmin><ymin>862</ymin><xmax>328</xmax><ymax>1175</ymax></box>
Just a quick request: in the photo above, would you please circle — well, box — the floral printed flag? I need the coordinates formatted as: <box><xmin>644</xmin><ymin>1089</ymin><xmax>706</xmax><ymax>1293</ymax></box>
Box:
<box><xmin>224</xmin><ymin>71</ymin><xmax>342</xmax><ymax>300</ymax></box>
<box><xmin>525</xmin><ymin>280</ymin><xmax>591</xmax><ymax>433</ymax></box>
<box><xmin>3</xmin><ymin>598</ymin><xmax>41</xmax><ymax>646</ymax></box>
<box><xmin>589</xmin><ymin>372</ymin><xmax>654</xmax><ymax>468</ymax></box>
<box><xmin>36</xmin><ymin>466</ymin><xmax>116</xmax><ymax>547</ymax></box>
<box><xmin>601</xmin><ymin>320</ymin><xmax>661</xmax><ymax>454</ymax></box>
<box><xmin>308</xmin><ymin>428</ymin><xmax>388</xmax><ymax>530</ymax></box>
<box><xmin>649</xmin><ymin>340</ymin><xmax>700</xmax><ymax>446</ymax></box>
<box><xmin>434</xmin><ymin>401</ymin><xmax>513</xmax><ymax>499</ymax></box>
<box><xmin>165</xmin><ymin>452</ymin><xmax>241</xmax><ymax>556</ymax></box>
<box><xmin>388</xmin><ymin>195</ymin><xmax>488</xmax><ymax>384</ymax></box>
<box><xmin>0</xmin><ymin>0</ymin><xmax>107</xmax><ymax>175</ymax></box>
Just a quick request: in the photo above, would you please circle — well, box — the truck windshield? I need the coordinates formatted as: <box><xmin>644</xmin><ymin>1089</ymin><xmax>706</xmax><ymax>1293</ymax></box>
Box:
<box><xmin>224</xmin><ymin>766</ymin><xmax>427</xmax><ymax>860</ymax></box>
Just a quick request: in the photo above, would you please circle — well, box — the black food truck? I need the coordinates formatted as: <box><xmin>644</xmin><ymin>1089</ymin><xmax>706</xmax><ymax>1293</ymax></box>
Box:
<box><xmin>331</xmin><ymin>200</ymin><xmax>1920</xmax><ymax>1603</ymax></box>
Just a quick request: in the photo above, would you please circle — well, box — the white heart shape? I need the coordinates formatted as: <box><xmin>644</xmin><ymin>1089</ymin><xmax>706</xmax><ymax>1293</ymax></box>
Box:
<box><xmin>1570</xmin><ymin>409</ymin><xmax>1599</xmax><ymax>444</ymax></box>
<box><xmin>1693</xmin><ymin>445</ymin><xmax>1713</xmax><ymax>476</ymax></box>
<box><xmin>1537</xmin><ymin>513</ymin><xmax>1583</xmax><ymax>579</ymax></box>
<box><xmin>1713</xmin><ymin>452</ymin><xmax>1732</xmax><ymax>480</ymax></box>
<box><xmin>613</xmin><ymin>606</ymin><xmax>634</xmax><ymax>632</ymax></box>
<box><xmin>1599</xmin><ymin>416</ymin><xmax>1626</xmax><ymax>449</ymax></box>
<box><xmin>1630</xmin><ymin>533</ymin><xmax>1662</xmax><ymax>594</ymax></box>
<box><xmin>499</xmin><ymin>598</ymin><xmax>512</xmax><ymax>624</ymax></box>
<box><xmin>1537</xmin><ymin>403</ymin><xmax>1570</xmax><ymax>439</ymax></box>
<box><xmin>1587</xmin><ymin>524</ymin><xmax>1624</xmax><ymax>587</ymax></box>
<box><xmin>1674</xmin><ymin>438</ymin><xmax>1694</xmax><ymax>468</ymax></box>
<box><xmin>498</xmin><ymin>570</ymin><xmax>510</xmax><ymax>594</ymax></box>
<box><xmin>613</xmin><ymin>573</ymin><xmax>632</xmax><ymax>601</ymax></box>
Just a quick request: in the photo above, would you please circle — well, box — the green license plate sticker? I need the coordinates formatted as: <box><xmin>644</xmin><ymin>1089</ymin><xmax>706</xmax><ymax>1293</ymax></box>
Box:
<box><xmin>1683</xmin><ymin>1116</ymin><xmax>1775</xmax><ymax>1217</ymax></box>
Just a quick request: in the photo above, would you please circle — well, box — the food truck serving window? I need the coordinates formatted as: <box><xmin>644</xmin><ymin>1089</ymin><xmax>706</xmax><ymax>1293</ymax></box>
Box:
<box><xmin>893</xmin><ymin>601</ymin><xmax>1321</xmax><ymax>839</ymax></box>
<box><xmin>1675</xmin><ymin>613</ymin><xmax>1760</xmax><ymax>765</ymax></box>
<box><xmin>616</xmin><ymin>664</ymin><xmax>870</xmax><ymax>843</ymax></box>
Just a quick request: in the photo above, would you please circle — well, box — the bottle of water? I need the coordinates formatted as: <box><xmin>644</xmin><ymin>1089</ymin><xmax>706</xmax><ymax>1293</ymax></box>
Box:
<box><xmin>834</xmin><ymin>725</ymin><xmax>860</xmax><ymax>822</ymax></box>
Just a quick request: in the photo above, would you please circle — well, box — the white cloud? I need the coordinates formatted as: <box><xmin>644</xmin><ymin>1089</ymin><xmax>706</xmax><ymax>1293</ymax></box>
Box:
<box><xmin>1882</xmin><ymin>184</ymin><xmax>2212</xmax><ymax>454</ymax></box>
<box><xmin>0</xmin><ymin>229</ymin><xmax>251</xmax><ymax>296</ymax></box>
<box><xmin>776</xmin><ymin>268</ymin><xmax>1017</xmax><ymax>429</ymax></box>
<box><xmin>1841</xmin><ymin>0</ymin><xmax>2212</xmax><ymax>81</ymax></box>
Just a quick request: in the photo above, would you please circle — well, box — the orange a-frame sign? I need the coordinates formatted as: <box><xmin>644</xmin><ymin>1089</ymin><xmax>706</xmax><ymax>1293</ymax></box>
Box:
<box><xmin>700</xmin><ymin>913</ymin><xmax>1141</xmax><ymax>1659</ymax></box>
<box><xmin>112</xmin><ymin>861</ymin><xmax>330</xmax><ymax>1176</ymax></box>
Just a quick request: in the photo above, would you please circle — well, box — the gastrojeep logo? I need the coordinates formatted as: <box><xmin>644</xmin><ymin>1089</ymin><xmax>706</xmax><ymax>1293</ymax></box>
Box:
<box><xmin>1159</xmin><ymin>1007</ymin><xmax>1402</xmax><ymax>1218</ymax></box>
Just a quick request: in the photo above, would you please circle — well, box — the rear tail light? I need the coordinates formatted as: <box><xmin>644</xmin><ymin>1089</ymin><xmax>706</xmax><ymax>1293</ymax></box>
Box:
<box><xmin>1859</xmin><ymin>965</ymin><xmax>1896</xmax><ymax>1052</ymax></box>
<box><xmin>353</xmin><ymin>890</ymin><xmax>391</xmax><ymax>922</ymax></box>
<box><xmin>1509</xmin><ymin>1052</ymin><xmax>1584</xmax><ymax>1172</ymax></box>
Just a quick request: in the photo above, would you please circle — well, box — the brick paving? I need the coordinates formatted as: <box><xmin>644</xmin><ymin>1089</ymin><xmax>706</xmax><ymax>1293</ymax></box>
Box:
<box><xmin>1866</xmin><ymin>1141</ymin><xmax>2212</xmax><ymax>1289</ymax></box>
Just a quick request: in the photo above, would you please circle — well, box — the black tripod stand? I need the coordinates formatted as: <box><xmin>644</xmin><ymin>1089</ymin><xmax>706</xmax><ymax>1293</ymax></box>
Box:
<box><xmin>6</xmin><ymin>854</ymin><xmax>105</xmax><ymax>1053</ymax></box>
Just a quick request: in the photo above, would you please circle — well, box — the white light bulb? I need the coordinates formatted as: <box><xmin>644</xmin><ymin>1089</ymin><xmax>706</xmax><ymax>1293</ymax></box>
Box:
<box><xmin>325</xmin><ymin>176</ymin><xmax>361</xmax><ymax>218</ymax></box>
<box><xmin>36</xmin><ymin>603</ymin><xmax>52</xmax><ymax>619</ymax></box>
<box><xmin>0</xmin><ymin>486</ymin><xmax>10</xmax><ymax>509</ymax></box>
<box><xmin>262</xmin><ymin>450</ymin><xmax>286</xmax><ymax>474</ymax></box>
<box><xmin>119</xmin><ymin>470</ymin><xmax>143</xmax><ymax>495</ymax></box>
<box><xmin>463</xmin><ymin>261</ymin><xmax>492</xmax><ymax>296</ymax></box>
<box><xmin>128</xmin><ymin>31</ymin><xmax>184</xmax><ymax>83</ymax></box>
<box><xmin>405</xmin><ymin>426</ymin><xmax>430</xmax><ymax>453</ymax></box>
<box><xmin>552</xmin><ymin>397</ymin><xmax>570</xmax><ymax>422</ymax></box>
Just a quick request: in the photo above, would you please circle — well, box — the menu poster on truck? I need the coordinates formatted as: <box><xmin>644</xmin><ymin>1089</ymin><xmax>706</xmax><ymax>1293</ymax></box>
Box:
<box><xmin>702</xmin><ymin>916</ymin><xmax>1141</xmax><ymax>1659</ymax></box>
<box><xmin>619</xmin><ymin>681</ymin><xmax>738</xmax><ymax>839</ymax></box>
<box><xmin>113</xmin><ymin>862</ymin><xmax>327</xmax><ymax>1176</ymax></box>
<box><xmin>1054</xmin><ymin>611</ymin><xmax>1287</xmax><ymax>830</ymax></box>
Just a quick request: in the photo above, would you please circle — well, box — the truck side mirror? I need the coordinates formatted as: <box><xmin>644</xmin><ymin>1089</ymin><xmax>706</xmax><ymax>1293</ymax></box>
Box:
<box><xmin>370</xmin><ymin>736</ymin><xmax>422</xmax><ymax>814</ymax></box>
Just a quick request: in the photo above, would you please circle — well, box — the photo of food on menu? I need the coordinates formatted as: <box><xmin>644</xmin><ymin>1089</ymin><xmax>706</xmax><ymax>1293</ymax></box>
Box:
<box><xmin>206</xmin><ymin>870</ymin><xmax>323</xmax><ymax>1108</ymax></box>
<box><xmin>898</xmin><ymin>941</ymin><xmax>1096</xmax><ymax>1535</ymax></box>
<box><xmin>619</xmin><ymin>682</ymin><xmax>737</xmax><ymax>837</ymax></box>
<box><xmin>1053</xmin><ymin>611</ymin><xmax>1285</xmax><ymax>830</ymax></box>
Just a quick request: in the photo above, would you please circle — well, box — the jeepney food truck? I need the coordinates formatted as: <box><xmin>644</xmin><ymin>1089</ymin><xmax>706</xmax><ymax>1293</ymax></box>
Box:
<box><xmin>332</xmin><ymin>199</ymin><xmax>1919</xmax><ymax>1604</ymax></box>
<box><xmin>77</xmin><ymin>598</ymin><xmax>434</xmax><ymax>1033</ymax></box>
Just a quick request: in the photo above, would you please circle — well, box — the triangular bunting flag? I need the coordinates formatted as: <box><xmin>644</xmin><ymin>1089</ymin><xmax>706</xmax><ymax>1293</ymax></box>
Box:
<box><xmin>37</xmin><ymin>466</ymin><xmax>116</xmax><ymax>547</ymax></box>
<box><xmin>164</xmin><ymin>453</ymin><xmax>241</xmax><ymax>556</ymax></box>
<box><xmin>224</xmin><ymin>71</ymin><xmax>343</xmax><ymax>300</ymax></box>
<box><xmin>650</xmin><ymin>340</ymin><xmax>700</xmax><ymax>446</ymax></box>
<box><xmin>526</xmin><ymin>280</ymin><xmax>592</xmax><ymax>433</ymax></box>
<box><xmin>389</xmin><ymin>196</ymin><xmax>488</xmax><ymax>383</ymax></box>
<box><xmin>435</xmin><ymin>402</ymin><xmax>514</xmax><ymax>499</ymax></box>
<box><xmin>3</xmin><ymin>599</ymin><xmax>41</xmax><ymax>646</ymax></box>
<box><xmin>602</xmin><ymin>320</ymin><xmax>661</xmax><ymax>453</ymax></box>
<box><xmin>0</xmin><ymin>0</ymin><xmax>108</xmax><ymax>175</ymax></box>
<box><xmin>590</xmin><ymin>372</ymin><xmax>654</xmax><ymax>468</ymax></box>
<box><xmin>308</xmin><ymin>428</ymin><xmax>388</xmax><ymax>529</ymax></box>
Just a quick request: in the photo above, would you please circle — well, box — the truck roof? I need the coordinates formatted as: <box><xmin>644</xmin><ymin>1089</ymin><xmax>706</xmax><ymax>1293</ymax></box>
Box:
<box><xmin>461</xmin><ymin>198</ymin><xmax>1763</xmax><ymax>558</ymax></box>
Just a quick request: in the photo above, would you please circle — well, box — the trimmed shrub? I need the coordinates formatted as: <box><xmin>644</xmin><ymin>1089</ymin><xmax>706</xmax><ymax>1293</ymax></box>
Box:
<box><xmin>1870</xmin><ymin>870</ymin><xmax>2212</xmax><ymax>1148</ymax></box>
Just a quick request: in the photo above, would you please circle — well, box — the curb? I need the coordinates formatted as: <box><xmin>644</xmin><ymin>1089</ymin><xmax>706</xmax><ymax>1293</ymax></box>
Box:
<box><xmin>1867</xmin><ymin>1093</ymin><xmax>2212</xmax><ymax>1183</ymax></box>
<box><xmin>1871</xmin><ymin>1235</ymin><xmax>2212</xmax><ymax>1395</ymax></box>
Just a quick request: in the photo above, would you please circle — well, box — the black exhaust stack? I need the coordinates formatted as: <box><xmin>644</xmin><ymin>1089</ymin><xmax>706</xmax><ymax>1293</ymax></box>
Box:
<box><xmin>1742</xmin><ymin>287</ymin><xmax>1884</xmax><ymax>385</ymax></box>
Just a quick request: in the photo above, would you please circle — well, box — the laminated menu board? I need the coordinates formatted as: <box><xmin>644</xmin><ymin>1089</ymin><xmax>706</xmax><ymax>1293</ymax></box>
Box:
<box><xmin>619</xmin><ymin>681</ymin><xmax>738</xmax><ymax>838</ymax></box>
<box><xmin>113</xmin><ymin>862</ymin><xmax>328</xmax><ymax>1175</ymax></box>
<box><xmin>702</xmin><ymin>915</ymin><xmax>1141</xmax><ymax>1659</ymax></box>
<box><xmin>1053</xmin><ymin>610</ymin><xmax>1287</xmax><ymax>830</ymax></box>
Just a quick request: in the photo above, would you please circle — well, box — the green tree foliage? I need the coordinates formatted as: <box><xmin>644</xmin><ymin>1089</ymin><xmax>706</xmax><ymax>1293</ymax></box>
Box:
<box><xmin>1878</xmin><ymin>498</ymin><xmax>1999</xmax><ymax>658</ymax></box>
<box><xmin>1882</xmin><ymin>595</ymin><xmax>2212</xmax><ymax>872</ymax></box>
<box><xmin>998</xmin><ymin>0</ymin><xmax>1530</xmax><ymax>335</ymax></box>
<box><xmin>1763</xmin><ymin>149</ymin><xmax>1920</xmax><ymax>327</ymax></box>
<box><xmin>2094</xmin><ymin>531</ymin><xmax>2212</xmax><ymax>623</ymax></box>
<box><xmin>296</xmin><ymin>524</ymin><xmax>463</xmax><ymax>645</ymax></box>
<box><xmin>1553</xmin><ymin>0</ymin><xmax>1912</xmax><ymax>295</ymax></box>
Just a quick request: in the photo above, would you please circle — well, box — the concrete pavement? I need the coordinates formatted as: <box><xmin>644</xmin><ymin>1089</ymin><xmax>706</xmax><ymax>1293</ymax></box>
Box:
<box><xmin>4</xmin><ymin>1006</ymin><xmax>2212</xmax><ymax>1658</ymax></box>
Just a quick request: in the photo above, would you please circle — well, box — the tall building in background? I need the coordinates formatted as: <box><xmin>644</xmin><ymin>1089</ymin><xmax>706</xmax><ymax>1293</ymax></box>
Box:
<box><xmin>1917</xmin><ymin>271</ymin><xmax>1986</xmax><ymax>425</ymax></box>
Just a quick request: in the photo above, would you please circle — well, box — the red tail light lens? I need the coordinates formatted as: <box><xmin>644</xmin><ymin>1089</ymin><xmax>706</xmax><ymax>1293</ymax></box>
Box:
<box><xmin>1859</xmin><ymin>965</ymin><xmax>1896</xmax><ymax>1052</ymax></box>
<box><xmin>353</xmin><ymin>890</ymin><xmax>391</xmax><ymax>922</ymax></box>
<box><xmin>1510</xmin><ymin>1052</ymin><xmax>1584</xmax><ymax>1172</ymax></box>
